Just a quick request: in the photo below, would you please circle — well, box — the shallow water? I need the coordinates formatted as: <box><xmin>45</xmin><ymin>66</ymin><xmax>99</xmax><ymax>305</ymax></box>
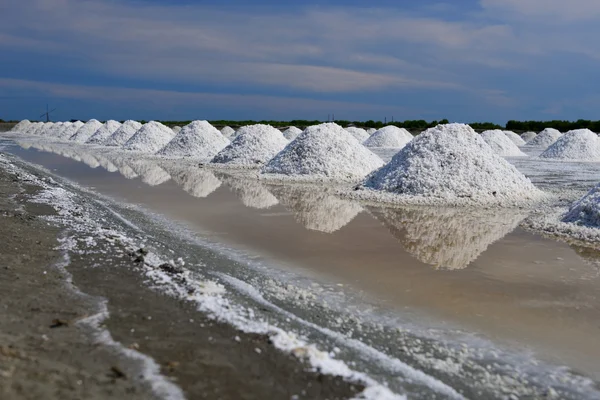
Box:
<box><xmin>3</xmin><ymin>137</ymin><xmax>600</xmax><ymax>398</ymax></box>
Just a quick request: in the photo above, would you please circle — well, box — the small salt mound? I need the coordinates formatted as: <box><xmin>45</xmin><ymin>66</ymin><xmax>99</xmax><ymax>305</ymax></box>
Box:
<box><xmin>346</xmin><ymin>127</ymin><xmax>370</xmax><ymax>142</ymax></box>
<box><xmin>503</xmin><ymin>130</ymin><xmax>526</xmax><ymax>146</ymax></box>
<box><xmin>86</xmin><ymin>120</ymin><xmax>122</xmax><ymax>145</ymax></box>
<box><xmin>367</xmin><ymin>128</ymin><xmax>377</xmax><ymax>135</ymax></box>
<box><xmin>526</xmin><ymin>128</ymin><xmax>562</xmax><ymax>148</ymax></box>
<box><xmin>521</xmin><ymin>131</ymin><xmax>537</xmax><ymax>143</ymax></box>
<box><xmin>539</xmin><ymin>129</ymin><xmax>600</xmax><ymax>161</ymax></box>
<box><xmin>157</xmin><ymin>120</ymin><xmax>230</xmax><ymax>159</ymax></box>
<box><xmin>363</xmin><ymin>126</ymin><xmax>413</xmax><ymax>148</ymax></box>
<box><xmin>562</xmin><ymin>183</ymin><xmax>600</xmax><ymax>228</ymax></box>
<box><xmin>165</xmin><ymin>165</ymin><xmax>221</xmax><ymax>198</ymax></box>
<box><xmin>262</xmin><ymin>123</ymin><xmax>384</xmax><ymax>182</ymax></box>
<box><xmin>221</xmin><ymin>175</ymin><xmax>279</xmax><ymax>209</ymax></box>
<box><xmin>172</xmin><ymin>126</ymin><xmax>182</xmax><ymax>134</ymax></box>
<box><xmin>362</xmin><ymin>123</ymin><xmax>541</xmax><ymax>205</ymax></box>
<box><xmin>56</xmin><ymin>121</ymin><xmax>84</xmax><ymax>141</ymax></box>
<box><xmin>220</xmin><ymin>126</ymin><xmax>236</xmax><ymax>139</ymax></box>
<box><xmin>123</xmin><ymin>121</ymin><xmax>176</xmax><ymax>153</ymax></box>
<box><xmin>104</xmin><ymin>120</ymin><xmax>143</xmax><ymax>147</ymax></box>
<box><xmin>11</xmin><ymin>120</ymin><xmax>32</xmax><ymax>132</ymax></box>
<box><xmin>481</xmin><ymin>130</ymin><xmax>527</xmax><ymax>157</ymax></box>
<box><xmin>283</xmin><ymin>126</ymin><xmax>303</xmax><ymax>141</ymax></box>
<box><xmin>129</xmin><ymin>159</ymin><xmax>171</xmax><ymax>186</ymax></box>
<box><xmin>70</xmin><ymin>119</ymin><xmax>103</xmax><ymax>143</ymax></box>
<box><xmin>211</xmin><ymin>124</ymin><xmax>288</xmax><ymax>167</ymax></box>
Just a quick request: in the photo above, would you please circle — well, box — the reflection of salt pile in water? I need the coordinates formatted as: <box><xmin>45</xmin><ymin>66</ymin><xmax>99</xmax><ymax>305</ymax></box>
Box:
<box><xmin>362</xmin><ymin>124</ymin><xmax>541</xmax><ymax>205</ymax></box>
<box><xmin>345</xmin><ymin>127</ymin><xmax>370</xmax><ymax>142</ymax></box>
<box><xmin>367</xmin><ymin>128</ymin><xmax>377</xmax><ymax>135</ymax></box>
<box><xmin>503</xmin><ymin>130</ymin><xmax>526</xmax><ymax>146</ymax></box>
<box><xmin>56</xmin><ymin>121</ymin><xmax>84</xmax><ymax>141</ymax></box>
<box><xmin>562</xmin><ymin>183</ymin><xmax>600</xmax><ymax>228</ymax></box>
<box><xmin>282</xmin><ymin>126</ymin><xmax>303</xmax><ymax>140</ymax></box>
<box><xmin>104</xmin><ymin>120</ymin><xmax>143</xmax><ymax>147</ymax></box>
<box><xmin>271</xmin><ymin>185</ymin><xmax>362</xmax><ymax>233</ymax></box>
<box><xmin>220</xmin><ymin>175</ymin><xmax>279</xmax><ymax>209</ymax></box>
<box><xmin>539</xmin><ymin>129</ymin><xmax>600</xmax><ymax>161</ymax></box>
<box><xmin>211</xmin><ymin>124</ymin><xmax>288</xmax><ymax>167</ymax></box>
<box><xmin>109</xmin><ymin>156</ymin><xmax>139</xmax><ymax>179</ymax></box>
<box><xmin>371</xmin><ymin>206</ymin><xmax>525</xmax><ymax>270</ymax></box>
<box><xmin>129</xmin><ymin>159</ymin><xmax>171</xmax><ymax>186</ymax></box>
<box><xmin>123</xmin><ymin>121</ymin><xmax>175</xmax><ymax>153</ymax></box>
<box><xmin>481</xmin><ymin>130</ymin><xmax>527</xmax><ymax>156</ymax></box>
<box><xmin>94</xmin><ymin>154</ymin><xmax>118</xmax><ymax>172</ymax></box>
<box><xmin>525</xmin><ymin>128</ymin><xmax>562</xmax><ymax>148</ymax></box>
<box><xmin>262</xmin><ymin>123</ymin><xmax>384</xmax><ymax>182</ymax></box>
<box><xmin>157</xmin><ymin>120</ymin><xmax>230</xmax><ymax>159</ymax></box>
<box><xmin>10</xmin><ymin>120</ymin><xmax>32</xmax><ymax>132</ymax></box>
<box><xmin>77</xmin><ymin>150</ymin><xmax>101</xmax><ymax>169</ymax></box>
<box><xmin>521</xmin><ymin>131</ymin><xmax>537</xmax><ymax>143</ymax></box>
<box><xmin>164</xmin><ymin>165</ymin><xmax>222</xmax><ymax>198</ymax></box>
<box><xmin>363</xmin><ymin>126</ymin><xmax>413</xmax><ymax>148</ymax></box>
<box><xmin>220</xmin><ymin>126</ymin><xmax>236</xmax><ymax>139</ymax></box>
<box><xmin>171</xmin><ymin>126</ymin><xmax>181</xmax><ymax>134</ymax></box>
<box><xmin>16</xmin><ymin>140</ymin><xmax>34</xmax><ymax>150</ymax></box>
<box><xmin>69</xmin><ymin>119</ymin><xmax>103</xmax><ymax>143</ymax></box>
<box><xmin>86</xmin><ymin>120</ymin><xmax>122</xmax><ymax>145</ymax></box>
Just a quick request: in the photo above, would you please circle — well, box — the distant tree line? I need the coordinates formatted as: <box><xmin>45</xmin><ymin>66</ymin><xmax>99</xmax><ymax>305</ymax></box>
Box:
<box><xmin>505</xmin><ymin>119</ymin><xmax>600</xmax><ymax>132</ymax></box>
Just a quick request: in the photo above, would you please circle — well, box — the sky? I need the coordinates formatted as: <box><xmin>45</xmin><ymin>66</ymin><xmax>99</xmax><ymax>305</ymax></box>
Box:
<box><xmin>1</xmin><ymin>0</ymin><xmax>600</xmax><ymax>123</ymax></box>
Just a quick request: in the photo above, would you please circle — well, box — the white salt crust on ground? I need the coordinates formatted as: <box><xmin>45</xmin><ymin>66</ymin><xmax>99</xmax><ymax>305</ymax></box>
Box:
<box><xmin>481</xmin><ymin>130</ymin><xmax>527</xmax><ymax>157</ymax></box>
<box><xmin>104</xmin><ymin>120</ymin><xmax>143</xmax><ymax>147</ymax></box>
<box><xmin>57</xmin><ymin>121</ymin><xmax>84</xmax><ymax>141</ymax></box>
<box><xmin>86</xmin><ymin>120</ymin><xmax>122</xmax><ymax>145</ymax></box>
<box><xmin>261</xmin><ymin>123</ymin><xmax>384</xmax><ymax>182</ymax></box>
<box><xmin>363</xmin><ymin>126</ymin><xmax>413</xmax><ymax>148</ymax></box>
<box><xmin>521</xmin><ymin>132</ymin><xmax>537</xmax><ymax>143</ymax></box>
<box><xmin>69</xmin><ymin>119</ymin><xmax>103</xmax><ymax>143</ymax></box>
<box><xmin>11</xmin><ymin>120</ymin><xmax>32</xmax><ymax>132</ymax></box>
<box><xmin>282</xmin><ymin>126</ymin><xmax>303</xmax><ymax>141</ymax></box>
<box><xmin>525</xmin><ymin>128</ymin><xmax>562</xmax><ymax>148</ymax></box>
<box><xmin>539</xmin><ymin>129</ymin><xmax>600</xmax><ymax>161</ymax></box>
<box><xmin>123</xmin><ymin>121</ymin><xmax>176</xmax><ymax>154</ymax></box>
<box><xmin>345</xmin><ymin>127</ymin><xmax>370</xmax><ymax>142</ymax></box>
<box><xmin>211</xmin><ymin>124</ymin><xmax>288</xmax><ymax>168</ymax></box>
<box><xmin>503</xmin><ymin>130</ymin><xmax>526</xmax><ymax>146</ymax></box>
<box><xmin>157</xmin><ymin>120</ymin><xmax>230</xmax><ymax>159</ymax></box>
<box><xmin>357</xmin><ymin>123</ymin><xmax>543</xmax><ymax>206</ymax></box>
<box><xmin>220</xmin><ymin>126</ymin><xmax>236</xmax><ymax>139</ymax></box>
<box><xmin>562</xmin><ymin>183</ymin><xmax>600</xmax><ymax>228</ymax></box>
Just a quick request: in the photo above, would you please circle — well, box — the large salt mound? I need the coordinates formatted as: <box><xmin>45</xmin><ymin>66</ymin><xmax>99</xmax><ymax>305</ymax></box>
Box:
<box><xmin>363</xmin><ymin>126</ymin><xmax>413</xmax><ymax>148</ymax></box>
<box><xmin>539</xmin><ymin>129</ymin><xmax>600</xmax><ymax>161</ymax></box>
<box><xmin>526</xmin><ymin>128</ymin><xmax>562</xmax><ymax>148</ymax></box>
<box><xmin>345</xmin><ymin>127</ymin><xmax>370</xmax><ymax>142</ymax></box>
<box><xmin>86</xmin><ymin>120</ymin><xmax>122</xmax><ymax>145</ymax></box>
<box><xmin>361</xmin><ymin>123</ymin><xmax>542</xmax><ymax>205</ymax></box>
<box><xmin>56</xmin><ymin>121</ymin><xmax>84</xmax><ymax>141</ymax></box>
<box><xmin>503</xmin><ymin>130</ymin><xmax>526</xmax><ymax>146</ymax></box>
<box><xmin>23</xmin><ymin>122</ymin><xmax>43</xmax><ymax>135</ymax></box>
<box><xmin>104</xmin><ymin>120</ymin><xmax>142</xmax><ymax>147</ymax></box>
<box><xmin>157</xmin><ymin>120</ymin><xmax>230</xmax><ymax>159</ymax></box>
<box><xmin>123</xmin><ymin>121</ymin><xmax>175</xmax><ymax>153</ymax></box>
<box><xmin>262</xmin><ymin>123</ymin><xmax>384</xmax><ymax>182</ymax></box>
<box><xmin>283</xmin><ymin>126</ymin><xmax>303</xmax><ymax>141</ymax></box>
<box><xmin>481</xmin><ymin>130</ymin><xmax>527</xmax><ymax>157</ymax></box>
<box><xmin>44</xmin><ymin>122</ymin><xmax>67</xmax><ymax>138</ymax></box>
<box><xmin>220</xmin><ymin>126</ymin><xmax>236</xmax><ymax>139</ymax></box>
<box><xmin>521</xmin><ymin>131</ymin><xmax>537</xmax><ymax>143</ymax></box>
<box><xmin>70</xmin><ymin>119</ymin><xmax>103</xmax><ymax>143</ymax></box>
<box><xmin>367</xmin><ymin>128</ymin><xmax>377</xmax><ymax>135</ymax></box>
<box><xmin>11</xmin><ymin>120</ymin><xmax>32</xmax><ymax>132</ymax></box>
<box><xmin>562</xmin><ymin>183</ymin><xmax>600</xmax><ymax>228</ymax></box>
<box><xmin>35</xmin><ymin>122</ymin><xmax>54</xmax><ymax>136</ymax></box>
<box><xmin>211</xmin><ymin>124</ymin><xmax>288</xmax><ymax>167</ymax></box>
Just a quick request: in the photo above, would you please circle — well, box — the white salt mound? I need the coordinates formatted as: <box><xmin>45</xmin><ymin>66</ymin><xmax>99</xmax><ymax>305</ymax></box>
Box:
<box><xmin>539</xmin><ymin>129</ymin><xmax>600</xmax><ymax>161</ymax></box>
<box><xmin>157</xmin><ymin>120</ymin><xmax>230</xmax><ymax>159</ymax></box>
<box><xmin>521</xmin><ymin>131</ymin><xmax>537</xmax><ymax>143</ymax></box>
<box><xmin>57</xmin><ymin>121</ymin><xmax>84</xmax><ymax>141</ymax></box>
<box><xmin>172</xmin><ymin>126</ymin><xmax>182</xmax><ymax>134</ymax></box>
<box><xmin>123</xmin><ymin>121</ymin><xmax>175</xmax><ymax>153</ymax></box>
<box><xmin>33</xmin><ymin>122</ymin><xmax>53</xmax><ymax>136</ymax></box>
<box><xmin>262</xmin><ymin>123</ymin><xmax>384</xmax><ymax>181</ymax></box>
<box><xmin>220</xmin><ymin>126</ymin><xmax>236</xmax><ymax>139</ymax></box>
<box><xmin>503</xmin><ymin>130</ymin><xmax>526</xmax><ymax>146</ymax></box>
<box><xmin>11</xmin><ymin>120</ymin><xmax>32</xmax><ymax>132</ymax></box>
<box><xmin>23</xmin><ymin>122</ymin><xmax>43</xmax><ymax>135</ymax></box>
<box><xmin>44</xmin><ymin>122</ymin><xmax>66</xmax><ymax>138</ymax></box>
<box><xmin>481</xmin><ymin>130</ymin><xmax>527</xmax><ymax>157</ymax></box>
<box><xmin>526</xmin><ymin>128</ymin><xmax>562</xmax><ymax>148</ymax></box>
<box><xmin>346</xmin><ymin>127</ymin><xmax>370</xmax><ymax>142</ymax></box>
<box><xmin>362</xmin><ymin>123</ymin><xmax>542</xmax><ymax>205</ymax></box>
<box><xmin>367</xmin><ymin>128</ymin><xmax>377</xmax><ymax>135</ymax></box>
<box><xmin>211</xmin><ymin>124</ymin><xmax>288</xmax><ymax>167</ymax></box>
<box><xmin>562</xmin><ymin>183</ymin><xmax>600</xmax><ymax>228</ymax></box>
<box><xmin>364</xmin><ymin>126</ymin><xmax>413</xmax><ymax>148</ymax></box>
<box><xmin>283</xmin><ymin>126</ymin><xmax>303</xmax><ymax>141</ymax></box>
<box><xmin>104</xmin><ymin>120</ymin><xmax>143</xmax><ymax>147</ymax></box>
<box><xmin>70</xmin><ymin>119</ymin><xmax>103</xmax><ymax>143</ymax></box>
<box><xmin>86</xmin><ymin>120</ymin><xmax>122</xmax><ymax>145</ymax></box>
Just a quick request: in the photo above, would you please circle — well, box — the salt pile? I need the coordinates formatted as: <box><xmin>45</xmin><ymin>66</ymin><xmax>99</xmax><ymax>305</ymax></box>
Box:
<box><xmin>221</xmin><ymin>175</ymin><xmax>279</xmax><ymax>209</ymax></box>
<box><xmin>86</xmin><ymin>120</ymin><xmax>122</xmax><ymax>145</ymax></box>
<box><xmin>165</xmin><ymin>165</ymin><xmax>222</xmax><ymax>198</ymax></box>
<box><xmin>282</xmin><ymin>126</ymin><xmax>303</xmax><ymax>141</ymax></box>
<box><xmin>69</xmin><ymin>119</ymin><xmax>103</xmax><ymax>143</ymax></box>
<box><xmin>44</xmin><ymin>122</ymin><xmax>67</xmax><ymax>138</ymax></box>
<box><xmin>539</xmin><ymin>129</ymin><xmax>600</xmax><ymax>161</ymax></box>
<box><xmin>129</xmin><ymin>159</ymin><xmax>171</xmax><ymax>186</ymax></box>
<box><xmin>35</xmin><ymin>122</ymin><xmax>54</xmax><ymax>136</ymax></box>
<box><xmin>503</xmin><ymin>130</ymin><xmax>526</xmax><ymax>146</ymax></box>
<box><xmin>367</xmin><ymin>128</ymin><xmax>377</xmax><ymax>135</ymax></box>
<box><xmin>346</xmin><ymin>127</ymin><xmax>370</xmax><ymax>142</ymax></box>
<box><xmin>11</xmin><ymin>120</ymin><xmax>32</xmax><ymax>132</ymax></box>
<box><xmin>521</xmin><ymin>131</ymin><xmax>537</xmax><ymax>143</ymax></box>
<box><xmin>562</xmin><ymin>183</ymin><xmax>600</xmax><ymax>228</ymax></box>
<box><xmin>123</xmin><ymin>121</ymin><xmax>175</xmax><ymax>153</ymax></box>
<box><xmin>525</xmin><ymin>128</ymin><xmax>562</xmax><ymax>148</ymax></box>
<box><xmin>56</xmin><ymin>121</ymin><xmax>84</xmax><ymax>141</ymax></box>
<box><xmin>481</xmin><ymin>130</ymin><xmax>527</xmax><ymax>156</ymax></box>
<box><xmin>361</xmin><ymin>123</ymin><xmax>542</xmax><ymax>205</ymax></box>
<box><xmin>363</xmin><ymin>126</ymin><xmax>413</xmax><ymax>148</ymax></box>
<box><xmin>23</xmin><ymin>122</ymin><xmax>43</xmax><ymax>135</ymax></box>
<box><xmin>172</xmin><ymin>126</ymin><xmax>182</xmax><ymax>134</ymax></box>
<box><xmin>157</xmin><ymin>120</ymin><xmax>230</xmax><ymax>159</ymax></box>
<box><xmin>262</xmin><ymin>123</ymin><xmax>384</xmax><ymax>182</ymax></box>
<box><xmin>211</xmin><ymin>124</ymin><xmax>288</xmax><ymax>167</ymax></box>
<box><xmin>104</xmin><ymin>120</ymin><xmax>142</xmax><ymax>147</ymax></box>
<box><xmin>220</xmin><ymin>126</ymin><xmax>236</xmax><ymax>139</ymax></box>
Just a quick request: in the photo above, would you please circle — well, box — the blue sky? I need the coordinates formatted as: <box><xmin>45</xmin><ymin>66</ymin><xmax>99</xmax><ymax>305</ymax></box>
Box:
<box><xmin>1</xmin><ymin>0</ymin><xmax>599</xmax><ymax>123</ymax></box>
